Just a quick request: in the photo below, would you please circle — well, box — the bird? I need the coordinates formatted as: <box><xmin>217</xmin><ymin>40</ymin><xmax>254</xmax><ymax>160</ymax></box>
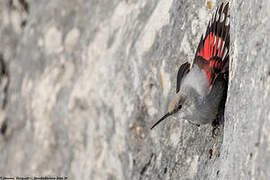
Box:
<box><xmin>151</xmin><ymin>2</ymin><xmax>230</xmax><ymax>129</ymax></box>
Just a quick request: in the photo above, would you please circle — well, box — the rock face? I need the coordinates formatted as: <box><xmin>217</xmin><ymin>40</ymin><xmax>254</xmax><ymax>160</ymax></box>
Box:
<box><xmin>0</xmin><ymin>0</ymin><xmax>269</xmax><ymax>179</ymax></box>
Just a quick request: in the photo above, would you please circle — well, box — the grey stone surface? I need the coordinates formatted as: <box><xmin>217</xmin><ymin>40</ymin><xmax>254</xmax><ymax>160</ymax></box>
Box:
<box><xmin>0</xmin><ymin>0</ymin><xmax>269</xmax><ymax>179</ymax></box>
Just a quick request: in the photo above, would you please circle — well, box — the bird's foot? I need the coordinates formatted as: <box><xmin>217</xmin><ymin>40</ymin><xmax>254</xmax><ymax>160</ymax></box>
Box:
<box><xmin>211</xmin><ymin>114</ymin><xmax>224</xmax><ymax>137</ymax></box>
<box><xmin>212</xmin><ymin>127</ymin><xmax>220</xmax><ymax>137</ymax></box>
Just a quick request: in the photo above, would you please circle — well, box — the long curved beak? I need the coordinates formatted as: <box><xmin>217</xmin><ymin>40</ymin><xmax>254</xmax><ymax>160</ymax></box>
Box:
<box><xmin>150</xmin><ymin>112</ymin><xmax>171</xmax><ymax>130</ymax></box>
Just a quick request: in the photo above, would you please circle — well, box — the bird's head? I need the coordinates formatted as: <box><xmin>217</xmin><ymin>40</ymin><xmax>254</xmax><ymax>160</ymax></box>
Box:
<box><xmin>151</xmin><ymin>92</ymin><xmax>187</xmax><ymax>129</ymax></box>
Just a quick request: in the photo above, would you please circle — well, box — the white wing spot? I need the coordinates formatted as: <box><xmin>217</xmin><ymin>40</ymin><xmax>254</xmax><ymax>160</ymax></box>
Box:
<box><xmin>225</xmin><ymin>17</ymin><xmax>230</xmax><ymax>26</ymax></box>
<box><xmin>220</xmin><ymin>41</ymin><xmax>225</xmax><ymax>55</ymax></box>
<box><xmin>220</xmin><ymin>13</ymin><xmax>225</xmax><ymax>22</ymax></box>
<box><xmin>216</xmin><ymin>13</ymin><xmax>219</xmax><ymax>21</ymax></box>
<box><xmin>222</xmin><ymin>48</ymin><xmax>228</xmax><ymax>60</ymax></box>
<box><xmin>217</xmin><ymin>38</ymin><xmax>221</xmax><ymax>49</ymax></box>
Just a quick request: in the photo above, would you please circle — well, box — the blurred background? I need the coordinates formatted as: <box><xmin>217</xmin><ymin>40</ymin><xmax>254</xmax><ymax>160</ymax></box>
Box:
<box><xmin>0</xmin><ymin>0</ymin><xmax>269</xmax><ymax>179</ymax></box>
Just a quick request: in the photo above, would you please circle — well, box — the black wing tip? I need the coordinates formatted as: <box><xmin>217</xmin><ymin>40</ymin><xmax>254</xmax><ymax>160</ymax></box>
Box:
<box><xmin>176</xmin><ymin>62</ymin><xmax>190</xmax><ymax>93</ymax></box>
<box><xmin>195</xmin><ymin>2</ymin><xmax>228</xmax><ymax>56</ymax></box>
<box><xmin>224</xmin><ymin>1</ymin><xmax>230</xmax><ymax>8</ymax></box>
<box><xmin>193</xmin><ymin>2</ymin><xmax>230</xmax><ymax>75</ymax></box>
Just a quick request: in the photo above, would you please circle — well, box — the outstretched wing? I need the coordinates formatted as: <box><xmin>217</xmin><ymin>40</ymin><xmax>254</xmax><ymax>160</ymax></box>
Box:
<box><xmin>176</xmin><ymin>62</ymin><xmax>190</xmax><ymax>93</ymax></box>
<box><xmin>193</xmin><ymin>2</ymin><xmax>230</xmax><ymax>85</ymax></box>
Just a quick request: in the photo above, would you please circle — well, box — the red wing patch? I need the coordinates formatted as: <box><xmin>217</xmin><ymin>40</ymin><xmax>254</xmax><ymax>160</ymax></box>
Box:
<box><xmin>193</xmin><ymin>2</ymin><xmax>230</xmax><ymax>85</ymax></box>
<box><xmin>198</xmin><ymin>34</ymin><xmax>225</xmax><ymax>61</ymax></box>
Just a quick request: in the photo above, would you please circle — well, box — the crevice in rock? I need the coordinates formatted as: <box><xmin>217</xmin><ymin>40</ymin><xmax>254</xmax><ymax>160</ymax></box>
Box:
<box><xmin>139</xmin><ymin>153</ymin><xmax>156</xmax><ymax>180</ymax></box>
<box><xmin>0</xmin><ymin>54</ymin><xmax>9</xmax><ymax>110</ymax></box>
<box><xmin>0</xmin><ymin>54</ymin><xmax>10</xmax><ymax>137</ymax></box>
<box><xmin>0</xmin><ymin>119</ymin><xmax>7</xmax><ymax>136</ymax></box>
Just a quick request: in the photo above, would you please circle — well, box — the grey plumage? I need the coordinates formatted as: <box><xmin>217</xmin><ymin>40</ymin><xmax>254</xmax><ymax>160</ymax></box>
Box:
<box><xmin>151</xmin><ymin>2</ymin><xmax>229</xmax><ymax>129</ymax></box>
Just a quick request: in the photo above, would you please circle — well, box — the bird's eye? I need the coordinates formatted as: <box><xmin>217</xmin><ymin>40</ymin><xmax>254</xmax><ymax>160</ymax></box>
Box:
<box><xmin>173</xmin><ymin>105</ymin><xmax>182</xmax><ymax>113</ymax></box>
<box><xmin>174</xmin><ymin>105</ymin><xmax>182</xmax><ymax>113</ymax></box>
